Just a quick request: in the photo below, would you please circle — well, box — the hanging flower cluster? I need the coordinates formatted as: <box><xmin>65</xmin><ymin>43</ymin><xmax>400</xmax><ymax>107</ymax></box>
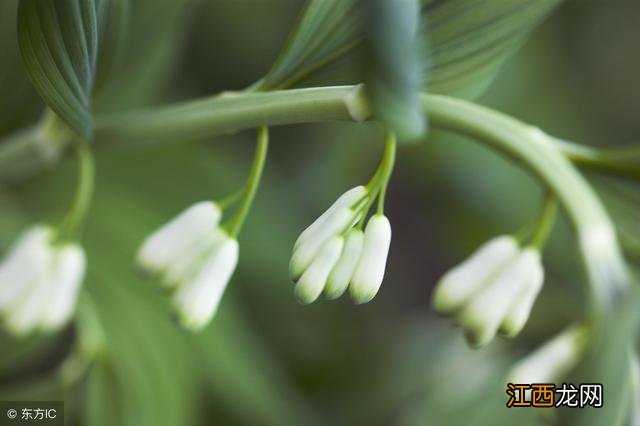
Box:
<box><xmin>135</xmin><ymin>127</ymin><xmax>269</xmax><ymax>330</ymax></box>
<box><xmin>290</xmin><ymin>186</ymin><xmax>392</xmax><ymax>304</ymax></box>
<box><xmin>0</xmin><ymin>226</ymin><xmax>86</xmax><ymax>336</ymax></box>
<box><xmin>0</xmin><ymin>139</ymin><xmax>93</xmax><ymax>338</ymax></box>
<box><xmin>433</xmin><ymin>236</ymin><xmax>544</xmax><ymax>347</ymax></box>
<box><xmin>432</xmin><ymin>195</ymin><xmax>557</xmax><ymax>347</ymax></box>
<box><xmin>137</xmin><ymin>202</ymin><xmax>239</xmax><ymax>331</ymax></box>
<box><xmin>290</xmin><ymin>133</ymin><xmax>396</xmax><ymax>304</ymax></box>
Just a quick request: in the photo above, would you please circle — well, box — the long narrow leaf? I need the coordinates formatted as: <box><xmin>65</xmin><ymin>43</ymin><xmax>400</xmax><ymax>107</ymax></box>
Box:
<box><xmin>18</xmin><ymin>0</ymin><xmax>105</xmax><ymax>139</ymax></box>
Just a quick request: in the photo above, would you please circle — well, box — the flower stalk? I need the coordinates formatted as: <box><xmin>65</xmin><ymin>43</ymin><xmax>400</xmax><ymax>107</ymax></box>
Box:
<box><xmin>57</xmin><ymin>140</ymin><xmax>95</xmax><ymax>242</ymax></box>
<box><xmin>223</xmin><ymin>127</ymin><xmax>269</xmax><ymax>238</ymax></box>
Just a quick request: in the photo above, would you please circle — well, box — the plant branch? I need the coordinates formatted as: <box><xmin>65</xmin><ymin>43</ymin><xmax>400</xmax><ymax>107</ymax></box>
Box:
<box><xmin>423</xmin><ymin>94</ymin><xmax>630</xmax><ymax>318</ymax></box>
<box><xmin>1</xmin><ymin>86</ymin><xmax>638</xmax><ymax>184</ymax></box>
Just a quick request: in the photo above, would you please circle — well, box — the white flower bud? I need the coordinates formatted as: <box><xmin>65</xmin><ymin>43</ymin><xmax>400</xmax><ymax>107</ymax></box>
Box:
<box><xmin>172</xmin><ymin>236</ymin><xmax>239</xmax><ymax>331</ymax></box>
<box><xmin>289</xmin><ymin>207</ymin><xmax>355</xmax><ymax>281</ymax></box>
<box><xmin>325</xmin><ymin>230</ymin><xmax>364</xmax><ymax>299</ymax></box>
<box><xmin>350</xmin><ymin>215</ymin><xmax>391</xmax><ymax>304</ymax></box>
<box><xmin>433</xmin><ymin>236</ymin><xmax>518</xmax><ymax>314</ymax></box>
<box><xmin>499</xmin><ymin>252</ymin><xmax>544</xmax><ymax>337</ymax></box>
<box><xmin>458</xmin><ymin>249</ymin><xmax>542</xmax><ymax>347</ymax></box>
<box><xmin>137</xmin><ymin>201</ymin><xmax>221</xmax><ymax>275</ymax></box>
<box><xmin>40</xmin><ymin>244</ymin><xmax>87</xmax><ymax>331</ymax></box>
<box><xmin>507</xmin><ymin>325</ymin><xmax>587</xmax><ymax>385</ymax></box>
<box><xmin>162</xmin><ymin>230</ymin><xmax>225</xmax><ymax>289</ymax></box>
<box><xmin>294</xmin><ymin>236</ymin><xmax>344</xmax><ymax>304</ymax></box>
<box><xmin>294</xmin><ymin>186</ymin><xmax>366</xmax><ymax>249</ymax></box>
<box><xmin>0</xmin><ymin>226</ymin><xmax>87</xmax><ymax>336</ymax></box>
<box><xmin>4</xmin><ymin>274</ymin><xmax>52</xmax><ymax>336</ymax></box>
<box><xmin>0</xmin><ymin>226</ymin><xmax>53</xmax><ymax>310</ymax></box>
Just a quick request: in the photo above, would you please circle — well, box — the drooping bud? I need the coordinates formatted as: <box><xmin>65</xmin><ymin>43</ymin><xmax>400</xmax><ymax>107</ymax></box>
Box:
<box><xmin>350</xmin><ymin>214</ymin><xmax>392</xmax><ymax>304</ymax></box>
<box><xmin>325</xmin><ymin>229</ymin><xmax>364</xmax><ymax>299</ymax></box>
<box><xmin>289</xmin><ymin>207</ymin><xmax>355</xmax><ymax>281</ymax></box>
<box><xmin>0</xmin><ymin>225</ymin><xmax>87</xmax><ymax>336</ymax></box>
<box><xmin>294</xmin><ymin>186</ymin><xmax>366</xmax><ymax>249</ymax></box>
<box><xmin>433</xmin><ymin>236</ymin><xmax>518</xmax><ymax>314</ymax></box>
<box><xmin>433</xmin><ymin>235</ymin><xmax>545</xmax><ymax>348</ymax></box>
<box><xmin>294</xmin><ymin>236</ymin><xmax>344</xmax><ymax>304</ymax></box>
<box><xmin>172</xmin><ymin>236</ymin><xmax>239</xmax><ymax>331</ymax></box>
<box><xmin>137</xmin><ymin>201</ymin><xmax>221</xmax><ymax>275</ymax></box>
<box><xmin>458</xmin><ymin>248</ymin><xmax>543</xmax><ymax>347</ymax></box>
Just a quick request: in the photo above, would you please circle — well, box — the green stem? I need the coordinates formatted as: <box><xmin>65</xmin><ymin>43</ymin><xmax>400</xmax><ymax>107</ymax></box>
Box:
<box><xmin>94</xmin><ymin>86</ymin><xmax>370</xmax><ymax>149</ymax></box>
<box><xmin>555</xmin><ymin>138</ymin><xmax>640</xmax><ymax>182</ymax></box>
<box><xmin>528</xmin><ymin>192</ymin><xmax>557</xmax><ymax>249</ymax></box>
<box><xmin>376</xmin><ymin>131</ymin><xmax>396</xmax><ymax>214</ymax></box>
<box><xmin>57</xmin><ymin>141</ymin><xmax>95</xmax><ymax>242</ymax></box>
<box><xmin>217</xmin><ymin>188</ymin><xmax>245</xmax><ymax>210</ymax></box>
<box><xmin>225</xmin><ymin>127</ymin><xmax>269</xmax><ymax>238</ymax></box>
<box><xmin>1</xmin><ymin>86</ymin><xmax>638</xmax><ymax>184</ymax></box>
<box><xmin>353</xmin><ymin>131</ymin><xmax>397</xmax><ymax>228</ymax></box>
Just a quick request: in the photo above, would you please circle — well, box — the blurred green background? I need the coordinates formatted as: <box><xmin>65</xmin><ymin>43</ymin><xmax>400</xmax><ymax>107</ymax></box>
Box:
<box><xmin>1</xmin><ymin>0</ymin><xmax>639</xmax><ymax>425</ymax></box>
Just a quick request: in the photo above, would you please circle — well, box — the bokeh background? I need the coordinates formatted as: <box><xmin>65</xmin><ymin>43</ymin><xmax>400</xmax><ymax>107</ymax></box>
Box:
<box><xmin>1</xmin><ymin>0</ymin><xmax>639</xmax><ymax>425</ymax></box>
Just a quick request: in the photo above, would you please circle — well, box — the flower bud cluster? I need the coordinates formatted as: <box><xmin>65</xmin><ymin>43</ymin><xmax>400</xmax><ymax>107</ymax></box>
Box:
<box><xmin>433</xmin><ymin>236</ymin><xmax>544</xmax><ymax>347</ymax></box>
<box><xmin>0</xmin><ymin>225</ymin><xmax>86</xmax><ymax>336</ymax></box>
<box><xmin>137</xmin><ymin>202</ymin><xmax>238</xmax><ymax>330</ymax></box>
<box><xmin>290</xmin><ymin>186</ymin><xmax>392</xmax><ymax>304</ymax></box>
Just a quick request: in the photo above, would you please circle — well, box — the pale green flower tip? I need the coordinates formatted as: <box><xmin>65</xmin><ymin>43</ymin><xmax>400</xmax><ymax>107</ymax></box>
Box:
<box><xmin>323</xmin><ymin>280</ymin><xmax>347</xmax><ymax>300</ymax></box>
<box><xmin>349</xmin><ymin>286</ymin><xmax>377</xmax><ymax>305</ymax></box>
<box><xmin>174</xmin><ymin>310</ymin><xmax>208</xmax><ymax>332</ymax></box>
<box><xmin>323</xmin><ymin>289</ymin><xmax>344</xmax><ymax>300</ymax></box>
<box><xmin>172</xmin><ymin>296</ymin><xmax>215</xmax><ymax>332</ymax></box>
<box><xmin>432</xmin><ymin>280</ymin><xmax>459</xmax><ymax>314</ymax></box>
<box><xmin>294</xmin><ymin>283</ymin><xmax>319</xmax><ymax>305</ymax></box>
<box><xmin>498</xmin><ymin>320</ymin><xmax>526</xmax><ymax>339</ymax></box>
<box><xmin>288</xmin><ymin>258</ymin><xmax>305</xmax><ymax>282</ymax></box>
<box><xmin>463</xmin><ymin>329</ymin><xmax>492</xmax><ymax>349</ymax></box>
<box><xmin>459</xmin><ymin>314</ymin><xmax>496</xmax><ymax>348</ymax></box>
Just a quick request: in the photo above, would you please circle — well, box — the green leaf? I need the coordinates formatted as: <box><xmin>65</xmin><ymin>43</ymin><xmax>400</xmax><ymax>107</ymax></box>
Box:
<box><xmin>423</xmin><ymin>0</ymin><xmax>561</xmax><ymax>99</ymax></box>
<box><xmin>17</xmin><ymin>0</ymin><xmax>105</xmax><ymax>139</ymax></box>
<box><xmin>94</xmin><ymin>0</ymin><xmax>130</xmax><ymax>94</ymax></box>
<box><xmin>255</xmin><ymin>0</ymin><xmax>363</xmax><ymax>91</ymax></box>
<box><xmin>0</xmin><ymin>1</ymin><xmax>40</xmax><ymax>135</ymax></box>
<box><xmin>93</xmin><ymin>0</ymin><xmax>192</xmax><ymax>112</ymax></box>
<box><xmin>259</xmin><ymin>0</ymin><xmax>560</xmax><ymax>100</ymax></box>
<box><xmin>362</xmin><ymin>0</ymin><xmax>426</xmax><ymax>141</ymax></box>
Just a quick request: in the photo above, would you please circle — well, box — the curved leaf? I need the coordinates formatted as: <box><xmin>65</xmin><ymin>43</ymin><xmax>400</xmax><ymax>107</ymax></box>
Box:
<box><xmin>17</xmin><ymin>0</ymin><xmax>105</xmax><ymax>139</ymax></box>
<box><xmin>93</xmin><ymin>0</ymin><xmax>191</xmax><ymax>112</ymax></box>
<box><xmin>423</xmin><ymin>0</ymin><xmax>561</xmax><ymax>99</ymax></box>
<box><xmin>259</xmin><ymin>0</ymin><xmax>561</xmax><ymax>100</ymax></box>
